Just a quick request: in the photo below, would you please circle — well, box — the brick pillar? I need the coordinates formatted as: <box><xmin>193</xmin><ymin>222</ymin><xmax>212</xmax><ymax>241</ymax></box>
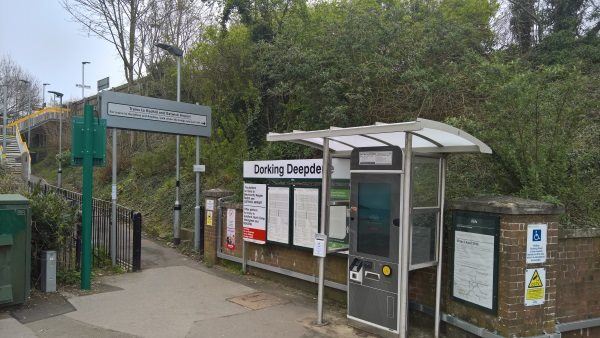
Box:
<box><xmin>497</xmin><ymin>214</ymin><xmax>560</xmax><ymax>336</ymax></box>
<box><xmin>446</xmin><ymin>196</ymin><xmax>564</xmax><ymax>337</ymax></box>
<box><xmin>203</xmin><ymin>189</ymin><xmax>233</xmax><ymax>267</ymax></box>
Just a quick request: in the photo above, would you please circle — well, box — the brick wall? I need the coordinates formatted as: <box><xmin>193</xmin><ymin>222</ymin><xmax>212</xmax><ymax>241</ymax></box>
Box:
<box><xmin>556</xmin><ymin>229</ymin><xmax>600</xmax><ymax>337</ymax></box>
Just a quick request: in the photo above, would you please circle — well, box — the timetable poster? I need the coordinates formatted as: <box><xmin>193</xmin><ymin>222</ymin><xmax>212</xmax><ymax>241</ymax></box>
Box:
<box><xmin>267</xmin><ymin>187</ymin><xmax>290</xmax><ymax>244</ymax></box>
<box><xmin>293</xmin><ymin>188</ymin><xmax>319</xmax><ymax>248</ymax></box>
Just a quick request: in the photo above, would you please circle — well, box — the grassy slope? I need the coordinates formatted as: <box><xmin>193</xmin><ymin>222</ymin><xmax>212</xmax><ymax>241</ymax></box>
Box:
<box><xmin>31</xmin><ymin>138</ymin><xmax>202</xmax><ymax>240</ymax></box>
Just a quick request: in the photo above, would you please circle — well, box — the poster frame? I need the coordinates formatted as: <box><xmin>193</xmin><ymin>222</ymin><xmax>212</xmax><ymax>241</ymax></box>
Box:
<box><xmin>290</xmin><ymin>186</ymin><xmax>322</xmax><ymax>250</ymax></box>
<box><xmin>450</xmin><ymin>210</ymin><xmax>500</xmax><ymax>314</ymax></box>
<box><xmin>266</xmin><ymin>185</ymin><xmax>293</xmax><ymax>246</ymax></box>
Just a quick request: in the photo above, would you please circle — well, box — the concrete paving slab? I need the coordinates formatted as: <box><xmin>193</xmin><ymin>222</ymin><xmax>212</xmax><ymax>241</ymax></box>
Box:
<box><xmin>65</xmin><ymin>265</ymin><xmax>254</xmax><ymax>338</ymax></box>
<box><xmin>228</xmin><ymin>291</ymin><xmax>289</xmax><ymax>310</ymax></box>
<box><xmin>26</xmin><ymin>315</ymin><xmax>137</xmax><ymax>338</ymax></box>
<box><xmin>10</xmin><ymin>291</ymin><xmax>75</xmax><ymax>324</ymax></box>
<box><xmin>0</xmin><ymin>317</ymin><xmax>37</xmax><ymax>338</ymax></box>
<box><xmin>185</xmin><ymin>303</ymin><xmax>321</xmax><ymax>338</ymax></box>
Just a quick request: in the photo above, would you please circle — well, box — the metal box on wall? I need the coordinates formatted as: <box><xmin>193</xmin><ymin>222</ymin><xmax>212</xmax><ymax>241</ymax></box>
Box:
<box><xmin>0</xmin><ymin>194</ymin><xmax>31</xmax><ymax>306</ymax></box>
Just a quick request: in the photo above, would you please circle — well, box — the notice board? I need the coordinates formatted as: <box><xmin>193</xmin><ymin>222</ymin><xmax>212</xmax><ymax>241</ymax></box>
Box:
<box><xmin>451</xmin><ymin>211</ymin><xmax>500</xmax><ymax>313</ymax></box>
<box><xmin>243</xmin><ymin>183</ymin><xmax>267</xmax><ymax>244</ymax></box>
<box><xmin>293</xmin><ymin>188</ymin><xmax>320</xmax><ymax>248</ymax></box>
<box><xmin>267</xmin><ymin>186</ymin><xmax>290</xmax><ymax>244</ymax></box>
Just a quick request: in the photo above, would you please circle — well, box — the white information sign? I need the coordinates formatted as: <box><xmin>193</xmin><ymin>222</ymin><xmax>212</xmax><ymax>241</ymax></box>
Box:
<box><xmin>453</xmin><ymin>231</ymin><xmax>495</xmax><ymax>310</ymax></box>
<box><xmin>313</xmin><ymin>234</ymin><xmax>327</xmax><ymax>258</ymax></box>
<box><xmin>293</xmin><ymin>188</ymin><xmax>319</xmax><ymax>248</ymax></box>
<box><xmin>205</xmin><ymin>199</ymin><xmax>215</xmax><ymax>211</ymax></box>
<box><xmin>243</xmin><ymin>158</ymin><xmax>350</xmax><ymax>180</ymax></box>
<box><xmin>243</xmin><ymin>183</ymin><xmax>267</xmax><ymax>244</ymax></box>
<box><xmin>267</xmin><ymin>187</ymin><xmax>290</xmax><ymax>244</ymax></box>
<box><xmin>525</xmin><ymin>268</ymin><xmax>546</xmax><ymax>306</ymax></box>
<box><xmin>108</xmin><ymin>103</ymin><xmax>207</xmax><ymax>127</ymax></box>
<box><xmin>100</xmin><ymin>91</ymin><xmax>211</xmax><ymax>137</ymax></box>
<box><xmin>359</xmin><ymin>151</ymin><xmax>393</xmax><ymax>165</ymax></box>
<box><xmin>526</xmin><ymin>223</ymin><xmax>547</xmax><ymax>264</ymax></box>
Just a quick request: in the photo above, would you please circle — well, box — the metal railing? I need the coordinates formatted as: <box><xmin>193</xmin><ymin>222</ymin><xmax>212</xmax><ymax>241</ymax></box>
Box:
<box><xmin>29</xmin><ymin>181</ymin><xmax>141</xmax><ymax>272</ymax></box>
<box><xmin>8</xmin><ymin>107</ymin><xmax>68</xmax><ymax>131</ymax></box>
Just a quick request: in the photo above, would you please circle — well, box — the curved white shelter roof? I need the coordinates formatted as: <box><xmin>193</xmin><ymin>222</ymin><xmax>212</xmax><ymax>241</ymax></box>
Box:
<box><xmin>266</xmin><ymin>118</ymin><xmax>492</xmax><ymax>156</ymax></box>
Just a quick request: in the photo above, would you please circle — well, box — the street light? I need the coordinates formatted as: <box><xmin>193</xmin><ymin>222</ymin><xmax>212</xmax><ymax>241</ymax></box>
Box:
<box><xmin>155</xmin><ymin>42</ymin><xmax>185</xmax><ymax>246</ymax></box>
<box><xmin>42</xmin><ymin>83</ymin><xmax>50</xmax><ymax>107</ymax></box>
<box><xmin>1</xmin><ymin>84</ymin><xmax>7</xmax><ymax>161</ymax></box>
<box><xmin>48</xmin><ymin>90</ymin><xmax>63</xmax><ymax>187</ymax></box>
<box><xmin>18</xmin><ymin>79</ymin><xmax>31</xmax><ymax>146</ymax></box>
<box><xmin>76</xmin><ymin>61</ymin><xmax>91</xmax><ymax>107</ymax></box>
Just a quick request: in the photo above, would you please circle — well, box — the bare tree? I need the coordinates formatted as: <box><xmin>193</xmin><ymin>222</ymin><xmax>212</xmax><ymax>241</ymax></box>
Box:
<box><xmin>0</xmin><ymin>56</ymin><xmax>41</xmax><ymax>120</ymax></box>
<box><xmin>62</xmin><ymin>0</ymin><xmax>149</xmax><ymax>86</ymax></box>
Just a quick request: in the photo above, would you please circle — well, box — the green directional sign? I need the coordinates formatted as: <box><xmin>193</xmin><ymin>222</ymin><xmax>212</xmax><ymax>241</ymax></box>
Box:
<box><xmin>71</xmin><ymin>112</ymin><xmax>107</xmax><ymax>167</ymax></box>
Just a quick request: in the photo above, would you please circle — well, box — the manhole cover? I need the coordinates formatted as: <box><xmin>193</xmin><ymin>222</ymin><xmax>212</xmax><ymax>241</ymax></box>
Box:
<box><xmin>227</xmin><ymin>292</ymin><xmax>288</xmax><ymax>310</ymax></box>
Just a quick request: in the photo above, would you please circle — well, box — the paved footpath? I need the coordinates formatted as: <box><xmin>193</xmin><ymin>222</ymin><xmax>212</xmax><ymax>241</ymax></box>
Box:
<box><xmin>1</xmin><ymin>238</ymin><xmax>374</xmax><ymax>338</ymax></box>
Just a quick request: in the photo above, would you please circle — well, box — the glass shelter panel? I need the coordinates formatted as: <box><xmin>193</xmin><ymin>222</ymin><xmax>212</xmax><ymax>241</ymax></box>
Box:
<box><xmin>410</xmin><ymin>156</ymin><xmax>442</xmax><ymax>268</ymax></box>
<box><xmin>412</xmin><ymin>156</ymin><xmax>440</xmax><ymax>208</ymax></box>
<box><xmin>411</xmin><ymin>210</ymin><xmax>439</xmax><ymax>265</ymax></box>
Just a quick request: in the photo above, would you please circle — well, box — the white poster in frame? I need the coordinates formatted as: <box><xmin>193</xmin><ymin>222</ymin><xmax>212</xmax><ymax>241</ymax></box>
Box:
<box><xmin>293</xmin><ymin>188</ymin><xmax>319</xmax><ymax>248</ymax></box>
<box><xmin>267</xmin><ymin>186</ymin><xmax>290</xmax><ymax>244</ymax></box>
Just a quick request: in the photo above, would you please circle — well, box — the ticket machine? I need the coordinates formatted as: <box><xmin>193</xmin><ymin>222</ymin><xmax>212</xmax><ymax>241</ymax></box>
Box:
<box><xmin>347</xmin><ymin>146</ymin><xmax>403</xmax><ymax>333</ymax></box>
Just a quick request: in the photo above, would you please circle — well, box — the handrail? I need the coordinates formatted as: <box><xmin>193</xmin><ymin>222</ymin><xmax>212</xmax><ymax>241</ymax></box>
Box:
<box><xmin>8</xmin><ymin>106</ymin><xmax>69</xmax><ymax>128</ymax></box>
<box><xmin>14</xmin><ymin>124</ymin><xmax>31</xmax><ymax>179</ymax></box>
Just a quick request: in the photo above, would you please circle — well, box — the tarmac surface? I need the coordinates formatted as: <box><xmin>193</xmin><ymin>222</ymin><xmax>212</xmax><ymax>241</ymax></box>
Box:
<box><xmin>1</xmin><ymin>238</ymin><xmax>391</xmax><ymax>338</ymax></box>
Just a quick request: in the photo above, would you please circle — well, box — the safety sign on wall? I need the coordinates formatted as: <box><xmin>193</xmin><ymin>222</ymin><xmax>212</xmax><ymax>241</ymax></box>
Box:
<box><xmin>243</xmin><ymin>183</ymin><xmax>267</xmax><ymax>244</ymax></box>
<box><xmin>525</xmin><ymin>268</ymin><xmax>546</xmax><ymax>306</ymax></box>
<box><xmin>206</xmin><ymin>211</ymin><xmax>213</xmax><ymax>226</ymax></box>
<box><xmin>526</xmin><ymin>223</ymin><xmax>547</xmax><ymax>264</ymax></box>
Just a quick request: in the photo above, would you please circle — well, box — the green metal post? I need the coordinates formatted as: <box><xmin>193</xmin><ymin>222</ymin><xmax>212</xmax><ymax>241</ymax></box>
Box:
<box><xmin>80</xmin><ymin>104</ymin><xmax>94</xmax><ymax>289</ymax></box>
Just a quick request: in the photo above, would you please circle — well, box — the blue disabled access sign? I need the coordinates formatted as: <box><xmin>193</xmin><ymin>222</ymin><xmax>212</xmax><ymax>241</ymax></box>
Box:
<box><xmin>526</xmin><ymin>223</ymin><xmax>547</xmax><ymax>264</ymax></box>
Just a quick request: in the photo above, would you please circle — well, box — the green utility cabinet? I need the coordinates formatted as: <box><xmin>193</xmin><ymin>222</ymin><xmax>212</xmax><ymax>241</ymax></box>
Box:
<box><xmin>0</xmin><ymin>194</ymin><xmax>31</xmax><ymax>306</ymax></box>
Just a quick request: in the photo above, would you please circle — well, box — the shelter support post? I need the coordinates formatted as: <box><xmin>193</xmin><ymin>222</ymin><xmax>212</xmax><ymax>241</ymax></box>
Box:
<box><xmin>194</xmin><ymin>136</ymin><xmax>202</xmax><ymax>251</ymax></box>
<box><xmin>399</xmin><ymin>132</ymin><xmax>413</xmax><ymax>337</ymax></box>
<box><xmin>111</xmin><ymin>128</ymin><xmax>117</xmax><ymax>266</ymax></box>
<box><xmin>434</xmin><ymin>157</ymin><xmax>447</xmax><ymax>337</ymax></box>
<box><xmin>316</xmin><ymin>137</ymin><xmax>332</xmax><ymax>325</ymax></box>
<box><xmin>174</xmin><ymin>134</ymin><xmax>181</xmax><ymax>245</ymax></box>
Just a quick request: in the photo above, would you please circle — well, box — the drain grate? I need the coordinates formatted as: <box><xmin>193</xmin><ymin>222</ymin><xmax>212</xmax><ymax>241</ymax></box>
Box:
<box><xmin>227</xmin><ymin>292</ymin><xmax>288</xmax><ymax>310</ymax></box>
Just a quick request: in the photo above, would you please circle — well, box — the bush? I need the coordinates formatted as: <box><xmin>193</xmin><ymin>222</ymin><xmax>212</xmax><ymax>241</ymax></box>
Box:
<box><xmin>28</xmin><ymin>185</ymin><xmax>79</xmax><ymax>286</ymax></box>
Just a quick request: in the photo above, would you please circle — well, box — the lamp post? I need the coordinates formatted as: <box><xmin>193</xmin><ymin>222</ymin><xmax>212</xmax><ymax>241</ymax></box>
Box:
<box><xmin>18</xmin><ymin>79</ymin><xmax>31</xmax><ymax>146</ymax></box>
<box><xmin>1</xmin><ymin>84</ymin><xmax>7</xmax><ymax>161</ymax></box>
<box><xmin>155</xmin><ymin>42</ymin><xmax>185</xmax><ymax>246</ymax></box>
<box><xmin>48</xmin><ymin>90</ymin><xmax>63</xmax><ymax>187</ymax></box>
<box><xmin>42</xmin><ymin>83</ymin><xmax>50</xmax><ymax>107</ymax></box>
<box><xmin>76</xmin><ymin>61</ymin><xmax>91</xmax><ymax>107</ymax></box>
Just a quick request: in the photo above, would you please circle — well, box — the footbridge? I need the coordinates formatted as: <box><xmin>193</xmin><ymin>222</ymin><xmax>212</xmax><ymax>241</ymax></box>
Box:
<box><xmin>1</xmin><ymin>106</ymin><xmax>69</xmax><ymax>178</ymax></box>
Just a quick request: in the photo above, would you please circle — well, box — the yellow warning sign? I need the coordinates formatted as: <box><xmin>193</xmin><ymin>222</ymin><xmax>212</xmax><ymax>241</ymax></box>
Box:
<box><xmin>525</xmin><ymin>268</ymin><xmax>546</xmax><ymax>306</ymax></box>
<box><xmin>206</xmin><ymin>210</ymin><xmax>213</xmax><ymax>226</ymax></box>
<box><xmin>528</xmin><ymin>270</ymin><xmax>543</xmax><ymax>288</ymax></box>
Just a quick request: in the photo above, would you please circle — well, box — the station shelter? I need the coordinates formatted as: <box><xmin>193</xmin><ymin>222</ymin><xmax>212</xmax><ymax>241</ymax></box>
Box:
<box><xmin>266</xmin><ymin>118</ymin><xmax>491</xmax><ymax>338</ymax></box>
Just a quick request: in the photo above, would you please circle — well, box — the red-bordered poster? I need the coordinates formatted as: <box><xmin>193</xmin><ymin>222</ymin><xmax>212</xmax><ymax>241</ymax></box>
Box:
<box><xmin>243</xmin><ymin>183</ymin><xmax>267</xmax><ymax>244</ymax></box>
<box><xmin>226</xmin><ymin>208</ymin><xmax>236</xmax><ymax>250</ymax></box>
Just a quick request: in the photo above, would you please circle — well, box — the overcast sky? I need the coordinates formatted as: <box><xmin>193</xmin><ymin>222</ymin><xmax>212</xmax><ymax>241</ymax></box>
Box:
<box><xmin>0</xmin><ymin>0</ymin><xmax>126</xmax><ymax>104</ymax></box>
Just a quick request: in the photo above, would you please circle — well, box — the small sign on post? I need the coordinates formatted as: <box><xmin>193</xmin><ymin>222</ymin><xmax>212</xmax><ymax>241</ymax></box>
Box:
<box><xmin>313</xmin><ymin>234</ymin><xmax>328</xmax><ymax>258</ymax></box>
<box><xmin>97</xmin><ymin>77</ymin><xmax>110</xmax><ymax>91</ymax></box>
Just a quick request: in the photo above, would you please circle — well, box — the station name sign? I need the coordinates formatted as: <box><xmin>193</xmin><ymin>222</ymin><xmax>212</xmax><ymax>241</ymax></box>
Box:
<box><xmin>99</xmin><ymin>91</ymin><xmax>211</xmax><ymax>137</ymax></box>
<box><xmin>243</xmin><ymin>159</ymin><xmax>350</xmax><ymax>180</ymax></box>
